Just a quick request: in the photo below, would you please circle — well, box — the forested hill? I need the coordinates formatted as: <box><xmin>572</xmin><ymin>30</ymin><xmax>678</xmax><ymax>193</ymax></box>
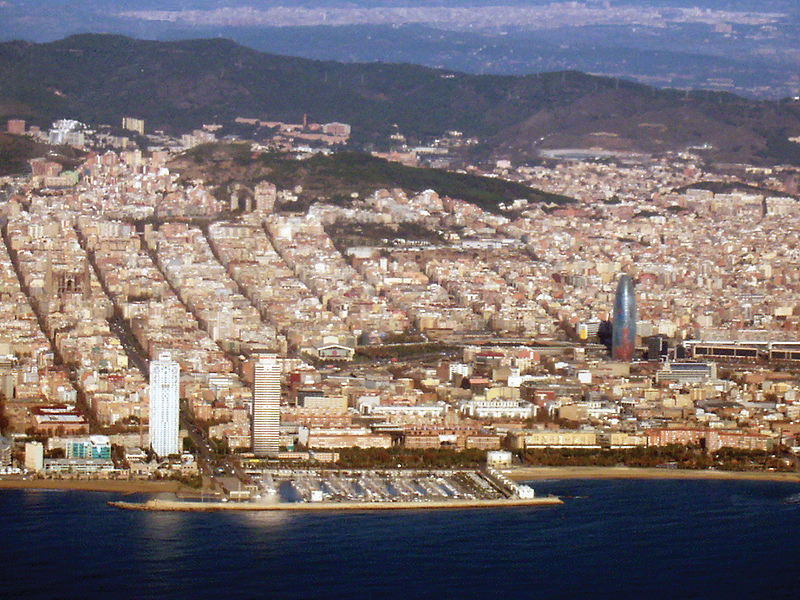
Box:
<box><xmin>2</xmin><ymin>34</ymin><xmax>800</xmax><ymax>165</ymax></box>
<box><xmin>169</xmin><ymin>144</ymin><xmax>574</xmax><ymax>213</ymax></box>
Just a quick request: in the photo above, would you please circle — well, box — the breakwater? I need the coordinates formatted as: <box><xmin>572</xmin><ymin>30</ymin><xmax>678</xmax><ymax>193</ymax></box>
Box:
<box><xmin>110</xmin><ymin>495</ymin><xmax>562</xmax><ymax>512</ymax></box>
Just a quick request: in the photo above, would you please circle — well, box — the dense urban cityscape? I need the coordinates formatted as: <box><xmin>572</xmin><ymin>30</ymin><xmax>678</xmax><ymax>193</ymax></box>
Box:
<box><xmin>1</xmin><ymin>109</ymin><xmax>799</xmax><ymax>507</ymax></box>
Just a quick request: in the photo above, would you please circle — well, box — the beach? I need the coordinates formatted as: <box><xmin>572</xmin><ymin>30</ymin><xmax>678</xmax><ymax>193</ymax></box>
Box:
<box><xmin>2</xmin><ymin>466</ymin><xmax>799</xmax><ymax>497</ymax></box>
<box><xmin>0</xmin><ymin>478</ymin><xmax>195</xmax><ymax>494</ymax></box>
<box><xmin>506</xmin><ymin>466</ymin><xmax>800</xmax><ymax>483</ymax></box>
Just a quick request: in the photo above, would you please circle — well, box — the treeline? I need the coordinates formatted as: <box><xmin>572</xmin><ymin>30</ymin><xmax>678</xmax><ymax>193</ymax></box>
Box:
<box><xmin>334</xmin><ymin>447</ymin><xmax>487</xmax><ymax>469</ymax></box>
<box><xmin>356</xmin><ymin>342</ymin><xmax>451</xmax><ymax>359</ymax></box>
<box><xmin>523</xmin><ymin>445</ymin><xmax>793</xmax><ymax>472</ymax></box>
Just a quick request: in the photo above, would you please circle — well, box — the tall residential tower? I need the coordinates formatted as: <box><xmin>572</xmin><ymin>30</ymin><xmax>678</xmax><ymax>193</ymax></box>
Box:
<box><xmin>612</xmin><ymin>274</ymin><xmax>637</xmax><ymax>362</ymax></box>
<box><xmin>252</xmin><ymin>354</ymin><xmax>281</xmax><ymax>457</ymax></box>
<box><xmin>149</xmin><ymin>351</ymin><xmax>180</xmax><ymax>457</ymax></box>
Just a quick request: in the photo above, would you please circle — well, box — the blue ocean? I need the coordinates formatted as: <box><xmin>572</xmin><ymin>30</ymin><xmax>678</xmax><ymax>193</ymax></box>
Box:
<box><xmin>1</xmin><ymin>478</ymin><xmax>799</xmax><ymax>599</ymax></box>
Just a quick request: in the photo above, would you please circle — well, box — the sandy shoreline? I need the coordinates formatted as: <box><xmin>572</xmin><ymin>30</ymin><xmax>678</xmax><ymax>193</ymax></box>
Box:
<box><xmin>2</xmin><ymin>466</ymin><xmax>798</xmax><ymax>496</ymax></box>
<box><xmin>111</xmin><ymin>496</ymin><xmax>563</xmax><ymax>512</ymax></box>
<box><xmin>506</xmin><ymin>466</ymin><xmax>800</xmax><ymax>483</ymax></box>
<box><xmin>0</xmin><ymin>478</ymin><xmax>194</xmax><ymax>494</ymax></box>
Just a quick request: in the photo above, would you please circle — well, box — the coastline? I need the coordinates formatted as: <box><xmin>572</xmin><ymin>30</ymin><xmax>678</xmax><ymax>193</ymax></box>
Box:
<box><xmin>0</xmin><ymin>478</ymin><xmax>194</xmax><ymax>494</ymax></box>
<box><xmin>110</xmin><ymin>496</ymin><xmax>563</xmax><ymax>512</ymax></box>
<box><xmin>3</xmin><ymin>465</ymin><xmax>799</xmax><ymax>497</ymax></box>
<box><xmin>505</xmin><ymin>466</ymin><xmax>800</xmax><ymax>483</ymax></box>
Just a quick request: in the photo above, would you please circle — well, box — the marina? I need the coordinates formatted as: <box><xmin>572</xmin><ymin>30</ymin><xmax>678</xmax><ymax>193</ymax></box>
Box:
<box><xmin>273</xmin><ymin>469</ymin><xmax>508</xmax><ymax>503</ymax></box>
<box><xmin>109</xmin><ymin>469</ymin><xmax>561</xmax><ymax>511</ymax></box>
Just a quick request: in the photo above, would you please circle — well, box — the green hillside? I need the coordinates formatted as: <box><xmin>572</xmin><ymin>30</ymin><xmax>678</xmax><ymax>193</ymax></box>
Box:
<box><xmin>170</xmin><ymin>144</ymin><xmax>573</xmax><ymax>213</ymax></box>
<box><xmin>0</xmin><ymin>132</ymin><xmax>84</xmax><ymax>176</ymax></box>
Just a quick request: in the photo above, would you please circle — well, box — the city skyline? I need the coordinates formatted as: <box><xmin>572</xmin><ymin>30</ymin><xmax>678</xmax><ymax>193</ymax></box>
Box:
<box><xmin>0</xmin><ymin>4</ymin><xmax>799</xmax><ymax>597</ymax></box>
<box><xmin>1</xmin><ymin>24</ymin><xmax>799</xmax><ymax>597</ymax></box>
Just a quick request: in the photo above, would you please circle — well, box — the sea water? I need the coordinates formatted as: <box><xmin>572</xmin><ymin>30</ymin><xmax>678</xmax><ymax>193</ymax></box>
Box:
<box><xmin>1</xmin><ymin>478</ymin><xmax>798</xmax><ymax>599</ymax></box>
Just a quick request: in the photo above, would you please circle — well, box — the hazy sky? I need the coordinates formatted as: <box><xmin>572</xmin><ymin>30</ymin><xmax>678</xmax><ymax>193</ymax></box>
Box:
<box><xmin>1</xmin><ymin>1</ymin><xmax>795</xmax><ymax>40</ymax></box>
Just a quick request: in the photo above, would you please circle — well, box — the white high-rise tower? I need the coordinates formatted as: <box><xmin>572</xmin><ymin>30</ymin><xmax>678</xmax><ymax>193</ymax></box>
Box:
<box><xmin>252</xmin><ymin>354</ymin><xmax>281</xmax><ymax>457</ymax></box>
<box><xmin>149</xmin><ymin>351</ymin><xmax>180</xmax><ymax>457</ymax></box>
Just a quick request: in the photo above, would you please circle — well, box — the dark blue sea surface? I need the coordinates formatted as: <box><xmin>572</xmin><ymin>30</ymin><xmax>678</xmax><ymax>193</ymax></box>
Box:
<box><xmin>2</xmin><ymin>478</ymin><xmax>799</xmax><ymax>599</ymax></box>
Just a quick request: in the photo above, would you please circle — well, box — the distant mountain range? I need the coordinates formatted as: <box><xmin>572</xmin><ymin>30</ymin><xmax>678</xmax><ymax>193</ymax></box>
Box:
<box><xmin>2</xmin><ymin>34</ymin><xmax>800</xmax><ymax>165</ymax></box>
<box><xmin>4</xmin><ymin>1</ymin><xmax>800</xmax><ymax>99</ymax></box>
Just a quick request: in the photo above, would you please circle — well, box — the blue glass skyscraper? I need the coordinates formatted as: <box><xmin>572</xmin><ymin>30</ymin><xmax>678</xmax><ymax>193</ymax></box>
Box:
<box><xmin>612</xmin><ymin>274</ymin><xmax>637</xmax><ymax>361</ymax></box>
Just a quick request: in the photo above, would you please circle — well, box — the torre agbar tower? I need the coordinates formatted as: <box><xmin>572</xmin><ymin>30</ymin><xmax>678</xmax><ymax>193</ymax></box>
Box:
<box><xmin>612</xmin><ymin>274</ymin><xmax>637</xmax><ymax>362</ymax></box>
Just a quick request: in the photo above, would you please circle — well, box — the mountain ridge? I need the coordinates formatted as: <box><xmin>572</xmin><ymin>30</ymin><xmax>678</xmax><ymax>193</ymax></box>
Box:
<box><xmin>2</xmin><ymin>34</ymin><xmax>800</xmax><ymax>165</ymax></box>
